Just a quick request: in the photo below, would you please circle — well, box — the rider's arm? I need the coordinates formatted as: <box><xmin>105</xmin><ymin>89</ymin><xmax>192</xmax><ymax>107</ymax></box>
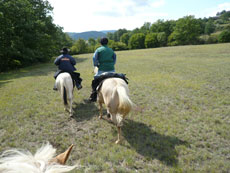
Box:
<box><xmin>113</xmin><ymin>52</ymin><xmax>116</xmax><ymax>64</ymax></box>
<box><xmin>54</xmin><ymin>55</ymin><xmax>62</xmax><ymax>65</ymax></box>
<box><xmin>93</xmin><ymin>50</ymin><xmax>99</xmax><ymax>67</ymax></box>
<box><xmin>69</xmin><ymin>55</ymin><xmax>76</xmax><ymax>65</ymax></box>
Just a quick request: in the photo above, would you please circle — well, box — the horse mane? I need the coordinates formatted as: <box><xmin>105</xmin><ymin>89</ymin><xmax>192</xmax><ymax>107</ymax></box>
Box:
<box><xmin>0</xmin><ymin>143</ymin><xmax>76</xmax><ymax>173</ymax></box>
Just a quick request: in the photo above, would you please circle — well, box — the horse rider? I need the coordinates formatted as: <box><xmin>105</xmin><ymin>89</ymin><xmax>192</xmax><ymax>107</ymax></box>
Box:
<box><xmin>89</xmin><ymin>37</ymin><xmax>117</xmax><ymax>102</ymax></box>
<box><xmin>53</xmin><ymin>47</ymin><xmax>82</xmax><ymax>90</ymax></box>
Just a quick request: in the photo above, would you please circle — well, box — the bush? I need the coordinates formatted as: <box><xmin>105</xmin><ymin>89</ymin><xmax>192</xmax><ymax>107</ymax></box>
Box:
<box><xmin>128</xmin><ymin>33</ymin><xmax>145</xmax><ymax>49</ymax></box>
<box><xmin>157</xmin><ymin>32</ymin><xmax>167</xmax><ymax>47</ymax></box>
<box><xmin>207</xmin><ymin>35</ymin><xmax>218</xmax><ymax>44</ymax></box>
<box><xmin>145</xmin><ymin>33</ymin><xmax>158</xmax><ymax>48</ymax></box>
<box><xmin>108</xmin><ymin>40</ymin><xmax>128</xmax><ymax>51</ymax></box>
<box><xmin>200</xmin><ymin>35</ymin><xmax>218</xmax><ymax>44</ymax></box>
<box><xmin>218</xmin><ymin>30</ymin><xmax>230</xmax><ymax>43</ymax></box>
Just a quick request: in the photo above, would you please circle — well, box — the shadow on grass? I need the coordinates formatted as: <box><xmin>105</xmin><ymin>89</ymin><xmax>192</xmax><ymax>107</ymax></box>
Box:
<box><xmin>122</xmin><ymin>119</ymin><xmax>189</xmax><ymax>166</ymax></box>
<box><xmin>71</xmin><ymin>100</ymin><xmax>98</xmax><ymax>122</ymax></box>
<box><xmin>0</xmin><ymin>57</ymin><xmax>87</xmax><ymax>88</ymax></box>
<box><xmin>0</xmin><ymin>81</ymin><xmax>12</xmax><ymax>88</ymax></box>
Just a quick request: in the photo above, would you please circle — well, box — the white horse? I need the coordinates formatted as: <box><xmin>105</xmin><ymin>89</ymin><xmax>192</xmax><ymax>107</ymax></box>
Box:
<box><xmin>0</xmin><ymin>143</ymin><xmax>76</xmax><ymax>173</ymax></box>
<box><xmin>97</xmin><ymin>77</ymin><xmax>133</xmax><ymax>144</ymax></box>
<box><xmin>55</xmin><ymin>73</ymin><xmax>74</xmax><ymax>116</ymax></box>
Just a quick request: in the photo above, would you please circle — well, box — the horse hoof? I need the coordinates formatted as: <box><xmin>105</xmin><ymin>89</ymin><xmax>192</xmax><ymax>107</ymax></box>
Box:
<box><xmin>115</xmin><ymin>140</ymin><xmax>121</xmax><ymax>144</ymax></box>
<box><xmin>107</xmin><ymin>113</ymin><xmax>111</xmax><ymax>118</ymax></box>
<box><xmin>99</xmin><ymin>116</ymin><xmax>102</xmax><ymax>119</ymax></box>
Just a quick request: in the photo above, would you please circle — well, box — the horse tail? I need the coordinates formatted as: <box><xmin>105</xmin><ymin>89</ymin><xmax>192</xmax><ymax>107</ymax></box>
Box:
<box><xmin>116</xmin><ymin>86</ymin><xmax>133</xmax><ymax>117</ymax></box>
<box><xmin>63</xmin><ymin>87</ymin><xmax>67</xmax><ymax>105</ymax></box>
<box><xmin>60</xmin><ymin>80</ymin><xmax>68</xmax><ymax>105</ymax></box>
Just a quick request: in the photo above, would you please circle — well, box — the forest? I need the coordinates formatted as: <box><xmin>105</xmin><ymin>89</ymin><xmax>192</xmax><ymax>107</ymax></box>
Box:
<box><xmin>0</xmin><ymin>0</ymin><xmax>73</xmax><ymax>72</ymax></box>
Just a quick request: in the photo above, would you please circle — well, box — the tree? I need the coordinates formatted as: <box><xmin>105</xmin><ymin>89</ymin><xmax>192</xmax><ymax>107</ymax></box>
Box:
<box><xmin>128</xmin><ymin>33</ymin><xmax>145</xmax><ymax>49</ymax></box>
<box><xmin>150</xmin><ymin>19</ymin><xmax>176</xmax><ymax>37</ymax></box>
<box><xmin>71</xmin><ymin>39</ymin><xmax>88</xmax><ymax>54</ymax></box>
<box><xmin>168</xmin><ymin>16</ymin><xmax>202</xmax><ymax>45</ymax></box>
<box><xmin>131</xmin><ymin>28</ymin><xmax>141</xmax><ymax>35</ymax></box>
<box><xmin>108</xmin><ymin>40</ymin><xmax>128</xmax><ymax>51</ymax></box>
<box><xmin>88</xmin><ymin>38</ymin><xmax>96</xmax><ymax>46</ymax></box>
<box><xmin>0</xmin><ymin>0</ymin><xmax>70</xmax><ymax>71</ymax></box>
<box><xmin>218</xmin><ymin>10</ymin><xmax>230</xmax><ymax>22</ymax></box>
<box><xmin>120</xmin><ymin>33</ymin><xmax>130</xmax><ymax>45</ymax></box>
<box><xmin>145</xmin><ymin>33</ymin><xmax>158</xmax><ymax>48</ymax></box>
<box><xmin>157</xmin><ymin>32</ymin><xmax>167</xmax><ymax>47</ymax></box>
<box><xmin>113</xmin><ymin>29</ymin><xmax>128</xmax><ymax>42</ymax></box>
<box><xmin>218</xmin><ymin>30</ymin><xmax>230</xmax><ymax>43</ymax></box>
<box><xmin>140</xmin><ymin>22</ymin><xmax>151</xmax><ymax>34</ymax></box>
<box><xmin>106</xmin><ymin>32</ymin><xmax>114</xmax><ymax>40</ymax></box>
<box><xmin>204</xmin><ymin>20</ymin><xmax>215</xmax><ymax>35</ymax></box>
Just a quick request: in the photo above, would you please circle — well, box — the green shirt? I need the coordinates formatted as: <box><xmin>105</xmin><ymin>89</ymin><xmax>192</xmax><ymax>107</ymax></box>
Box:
<box><xmin>94</xmin><ymin>45</ymin><xmax>116</xmax><ymax>71</ymax></box>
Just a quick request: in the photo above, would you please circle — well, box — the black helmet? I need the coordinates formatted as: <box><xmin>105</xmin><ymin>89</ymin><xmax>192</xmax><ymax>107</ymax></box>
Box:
<box><xmin>60</xmin><ymin>47</ymin><xmax>69</xmax><ymax>54</ymax></box>
<box><xmin>100</xmin><ymin>37</ymin><xmax>108</xmax><ymax>45</ymax></box>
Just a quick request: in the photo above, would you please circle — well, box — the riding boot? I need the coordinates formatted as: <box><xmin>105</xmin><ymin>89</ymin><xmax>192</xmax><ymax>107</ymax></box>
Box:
<box><xmin>89</xmin><ymin>91</ymin><xmax>97</xmax><ymax>102</ymax></box>
<box><xmin>75</xmin><ymin>81</ymin><xmax>82</xmax><ymax>90</ymax></box>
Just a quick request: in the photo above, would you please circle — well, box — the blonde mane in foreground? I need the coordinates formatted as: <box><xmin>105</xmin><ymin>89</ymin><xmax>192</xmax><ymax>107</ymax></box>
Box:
<box><xmin>0</xmin><ymin>143</ymin><xmax>76</xmax><ymax>173</ymax></box>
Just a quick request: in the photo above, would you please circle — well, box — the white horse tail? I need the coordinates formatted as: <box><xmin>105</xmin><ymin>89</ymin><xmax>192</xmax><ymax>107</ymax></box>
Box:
<box><xmin>116</xmin><ymin>86</ymin><xmax>133</xmax><ymax>117</ymax></box>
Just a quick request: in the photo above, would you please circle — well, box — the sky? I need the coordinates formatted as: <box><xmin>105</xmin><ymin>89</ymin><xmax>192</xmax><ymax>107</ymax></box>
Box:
<box><xmin>47</xmin><ymin>0</ymin><xmax>230</xmax><ymax>33</ymax></box>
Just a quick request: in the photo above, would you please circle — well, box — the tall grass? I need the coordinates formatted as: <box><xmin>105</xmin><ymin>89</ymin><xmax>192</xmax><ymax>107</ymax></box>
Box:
<box><xmin>0</xmin><ymin>43</ymin><xmax>230</xmax><ymax>172</ymax></box>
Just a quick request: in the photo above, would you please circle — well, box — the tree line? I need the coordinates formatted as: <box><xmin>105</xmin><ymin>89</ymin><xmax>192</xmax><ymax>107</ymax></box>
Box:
<box><xmin>70</xmin><ymin>10</ymin><xmax>230</xmax><ymax>54</ymax></box>
<box><xmin>0</xmin><ymin>0</ymin><xmax>73</xmax><ymax>72</ymax></box>
<box><xmin>1</xmin><ymin>0</ymin><xmax>230</xmax><ymax>72</ymax></box>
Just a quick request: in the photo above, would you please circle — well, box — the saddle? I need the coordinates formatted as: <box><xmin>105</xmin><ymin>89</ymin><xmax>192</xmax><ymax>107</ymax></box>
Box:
<box><xmin>54</xmin><ymin>70</ymin><xmax>82</xmax><ymax>88</ymax></box>
<box><xmin>92</xmin><ymin>72</ymin><xmax>129</xmax><ymax>92</ymax></box>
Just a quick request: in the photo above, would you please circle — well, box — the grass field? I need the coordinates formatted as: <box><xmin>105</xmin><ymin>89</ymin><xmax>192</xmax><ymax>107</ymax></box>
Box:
<box><xmin>0</xmin><ymin>43</ymin><xmax>230</xmax><ymax>172</ymax></box>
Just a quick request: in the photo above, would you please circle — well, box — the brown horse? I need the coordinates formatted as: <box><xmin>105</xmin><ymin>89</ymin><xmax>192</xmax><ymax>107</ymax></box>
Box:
<box><xmin>97</xmin><ymin>77</ymin><xmax>133</xmax><ymax>144</ymax></box>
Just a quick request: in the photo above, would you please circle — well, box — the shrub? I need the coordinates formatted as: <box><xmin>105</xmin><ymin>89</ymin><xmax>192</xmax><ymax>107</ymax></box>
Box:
<box><xmin>128</xmin><ymin>33</ymin><xmax>145</xmax><ymax>49</ymax></box>
<box><xmin>145</xmin><ymin>33</ymin><xmax>158</xmax><ymax>48</ymax></box>
<box><xmin>218</xmin><ymin>30</ymin><xmax>230</xmax><ymax>43</ymax></box>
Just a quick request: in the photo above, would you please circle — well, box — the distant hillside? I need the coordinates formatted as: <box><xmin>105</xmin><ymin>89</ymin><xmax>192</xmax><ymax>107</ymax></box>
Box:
<box><xmin>67</xmin><ymin>30</ymin><xmax>116</xmax><ymax>40</ymax></box>
<box><xmin>100</xmin><ymin>30</ymin><xmax>116</xmax><ymax>34</ymax></box>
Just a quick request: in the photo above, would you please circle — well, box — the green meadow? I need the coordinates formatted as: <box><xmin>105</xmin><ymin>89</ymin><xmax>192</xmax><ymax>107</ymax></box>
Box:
<box><xmin>0</xmin><ymin>43</ymin><xmax>230</xmax><ymax>172</ymax></box>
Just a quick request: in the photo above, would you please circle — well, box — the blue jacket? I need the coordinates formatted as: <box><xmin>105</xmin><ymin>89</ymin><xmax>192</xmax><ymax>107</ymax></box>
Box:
<box><xmin>54</xmin><ymin>54</ymin><xmax>76</xmax><ymax>72</ymax></box>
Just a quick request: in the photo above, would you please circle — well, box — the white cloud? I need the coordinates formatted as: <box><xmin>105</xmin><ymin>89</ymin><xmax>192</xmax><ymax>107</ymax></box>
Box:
<box><xmin>216</xmin><ymin>2</ymin><xmax>230</xmax><ymax>15</ymax></box>
<box><xmin>151</xmin><ymin>0</ymin><xmax>165</xmax><ymax>8</ymax></box>
<box><xmin>202</xmin><ymin>2</ymin><xmax>230</xmax><ymax>17</ymax></box>
<box><xmin>48</xmin><ymin>0</ymin><xmax>167</xmax><ymax>32</ymax></box>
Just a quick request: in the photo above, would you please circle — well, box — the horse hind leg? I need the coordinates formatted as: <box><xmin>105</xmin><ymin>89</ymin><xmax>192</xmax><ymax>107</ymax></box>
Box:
<box><xmin>69</xmin><ymin>98</ymin><xmax>73</xmax><ymax>117</ymax></box>
<box><xmin>115</xmin><ymin>126</ymin><xmax>121</xmax><ymax>144</ymax></box>
<box><xmin>99</xmin><ymin>101</ymin><xmax>103</xmax><ymax>119</ymax></box>
<box><xmin>114</xmin><ymin>114</ymin><xmax>123</xmax><ymax>144</ymax></box>
<box><xmin>64</xmin><ymin>103</ymin><xmax>69</xmax><ymax>112</ymax></box>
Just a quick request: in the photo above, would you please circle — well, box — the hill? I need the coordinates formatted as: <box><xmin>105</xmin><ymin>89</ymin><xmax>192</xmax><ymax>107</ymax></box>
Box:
<box><xmin>67</xmin><ymin>30</ymin><xmax>116</xmax><ymax>40</ymax></box>
<box><xmin>0</xmin><ymin>43</ymin><xmax>230</xmax><ymax>172</ymax></box>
